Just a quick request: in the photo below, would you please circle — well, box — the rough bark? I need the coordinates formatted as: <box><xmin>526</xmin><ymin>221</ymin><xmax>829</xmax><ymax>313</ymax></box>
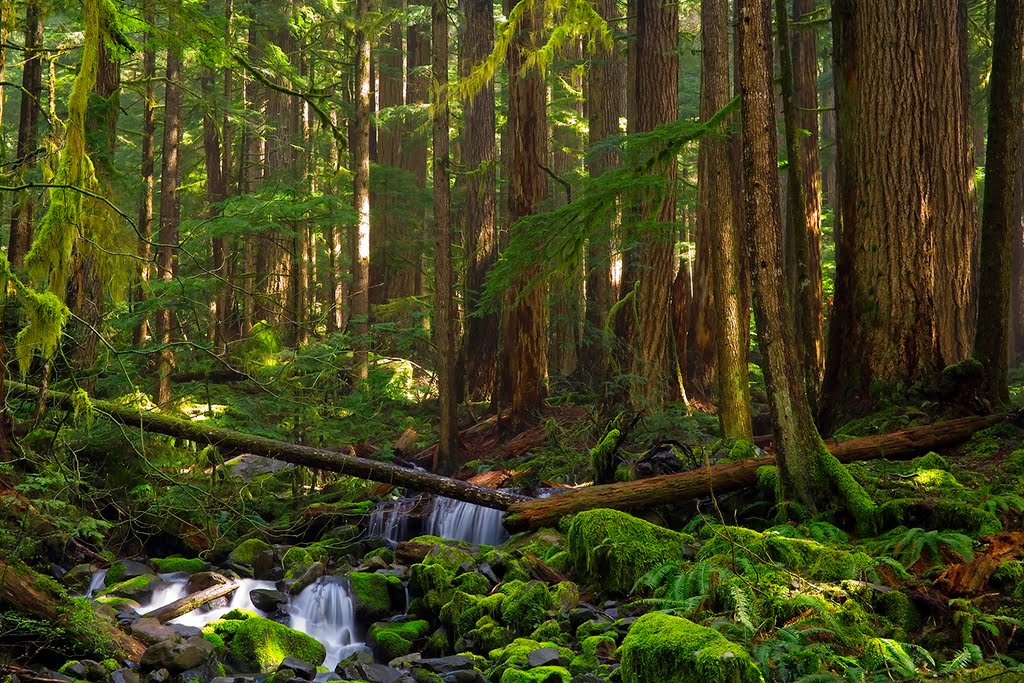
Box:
<box><xmin>353</xmin><ymin>0</ymin><xmax>372</xmax><ymax>380</ymax></box>
<box><xmin>973</xmin><ymin>0</ymin><xmax>1023</xmax><ymax>405</ymax></box>
<box><xmin>203</xmin><ymin>42</ymin><xmax>228</xmax><ymax>354</ymax></box>
<box><xmin>1011</xmin><ymin>119</ymin><xmax>1024</xmax><ymax>366</ymax></box>
<box><xmin>822</xmin><ymin>0</ymin><xmax>979</xmax><ymax>429</ymax></box>
<box><xmin>703</xmin><ymin>0</ymin><xmax>752</xmax><ymax>439</ymax></box>
<box><xmin>143</xmin><ymin>580</ymin><xmax>238</xmax><ymax>623</ymax></box>
<box><xmin>134</xmin><ymin>0</ymin><xmax>156</xmax><ymax>348</ymax></box>
<box><xmin>8</xmin><ymin>0</ymin><xmax>45</xmax><ymax>268</ymax></box>
<box><xmin>459</xmin><ymin>0</ymin><xmax>499</xmax><ymax>401</ymax></box>
<box><xmin>629</xmin><ymin>0</ymin><xmax>679</xmax><ymax>411</ymax></box>
<box><xmin>497</xmin><ymin>0</ymin><xmax>548</xmax><ymax>429</ymax></box>
<box><xmin>155</xmin><ymin>32</ymin><xmax>183</xmax><ymax>405</ymax></box>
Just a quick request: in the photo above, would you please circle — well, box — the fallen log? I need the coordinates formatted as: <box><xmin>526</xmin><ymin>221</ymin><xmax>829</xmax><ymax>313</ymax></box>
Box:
<box><xmin>934</xmin><ymin>531</ymin><xmax>1024</xmax><ymax>596</ymax></box>
<box><xmin>503</xmin><ymin>411</ymin><xmax>1022</xmax><ymax>531</ymax></box>
<box><xmin>0</xmin><ymin>559</ymin><xmax>146</xmax><ymax>660</ymax></box>
<box><xmin>6</xmin><ymin>381</ymin><xmax>529</xmax><ymax>512</ymax></box>
<box><xmin>143</xmin><ymin>580</ymin><xmax>238</xmax><ymax>623</ymax></box>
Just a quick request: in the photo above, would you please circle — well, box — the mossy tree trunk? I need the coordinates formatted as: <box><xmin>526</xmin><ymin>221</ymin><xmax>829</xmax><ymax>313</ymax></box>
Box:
<box><xmin>352</xmin><ymin>0</ymin><xmax>372</xmax><ymax>382</ymax></box>
<box><xmin>738</xmin><ymin>0</ymin><xmax>874</xmax><ymax>529</ymax></box>
<box><xmin>134</xmin><ymin>0</ymin><xmax>156</xmax><ymax>349</ymax></box>
<box><xmin>702</xmin><ymin>0</ymin><xmax>752</xmax><ymax>440</ymax></box>
<box><xmin>973</xmin><ymin>0</ymin><xmax>1023</xmax><ymax>406</ymax></box>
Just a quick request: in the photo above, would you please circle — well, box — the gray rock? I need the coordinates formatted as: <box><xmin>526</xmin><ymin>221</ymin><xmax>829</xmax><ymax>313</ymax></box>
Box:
<box><xmin>570</xmin><ymin>675</ymin><xmax>607</xmax><ymax>683</ymax></box>
<box><xmin>64</xmin><ymin>564</ymin><xmax>99</xmax><ymax>593</ymax></box>
<box><xmin>79</xmin><ymin>660</ymin><xmax>108</xmax><ymax>681</ymax></box>
<box><xmin>106</xmin><ymin>560</ymin><xmax>155</xmax><ymax>586</ymax></box>
<box><xmin>139</xmin><ymin>636</ymin><xmax>214</xmax><ymax>674</ymax></box>
<box><xmin>439</xmin><ymin>673</ymin><xmax>487</xmax><ymax>683</ymax></box>
<box><xmin>477</xmin><ymin>563</ymin><xmax>499</xmax><ymax>585</ymax></box>
<box><xmin>252</xmin><ymin>549</ymin><xmax>278</xmax><ymax>581</ymax></box>
<box><xmin>278</xmin><ymin>658</ymin><xmax>316</xmax><ymax>681</ymax></box>
<box><xmin>170</xmin><ymin>624</ymin><xmax>202</xmax><ymax>639</ymax></box>
<box><xmin>288</xmin><ymin>562</ymin><xmax>325</xmax><ymax>595</ymax></box>
<box><xmin>38</xmin><ymin>671</ymin><xmax>71</xmax><ymax>683</ymax></box>
<box><xmin>527</xmin><ymin>648</ymin><xmax>565</xmax><ymax>668</ymax></box>
<box><xmin>186</xmin><ymin>572</ymin><xmax>230</xmax><ymax>593</ymax></box>
<box><xmin>59</xmin><ymin>662</ymin><xmax>88</xmax><ymax>679</ymax></box>
<box><xmin>250</xmin><ymin>589</ymin><xmax>289</xmax><ymax>613</ymax></box>
<box><xmin>144</xmin><ymin>669</ymin><xmax>170</xmax><ymax>683</ymax></box>
<box><xmin>413</xmin><ymin>657</ymin><xmax>475</xmax><ymax>675</ymax></box>
<box><xmin>336</xmin><ymin>653</ymin><xmax>403</xmax><ymax>683</ymax></box>
<box><xmin>176</xmin><ymin>663</ymin><xmax>221</xmax><ymax>683</ymax></box>
<box><xmin>130</xmin><ymin>618</ymin><xmax>179</xmax><ymax>645</ymax></box>
<box><xmin>362</xmin><ymin>555</ymin><xmax>388</xmax><ymax>572</ymax></box>
<box><xmin>109</xmin><ymin>669</ymin><xmax>141</xmax><ymax>683</ymax></box>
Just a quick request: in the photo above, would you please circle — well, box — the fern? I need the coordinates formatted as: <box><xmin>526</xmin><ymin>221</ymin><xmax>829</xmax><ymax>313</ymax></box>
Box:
<box><xmin>877</xmin><ymin>527</ymin><xmax>975</xmax><ymax>568</ymax></box>
<box><xmin>864</xmin><ymin>638</ymin><xmax>924</xmax><ymax>679</ymax></box>
<box><xmin>942</xmin><ymin>644</ymin><xmax>984</xmax><ymax>672</ymax></box>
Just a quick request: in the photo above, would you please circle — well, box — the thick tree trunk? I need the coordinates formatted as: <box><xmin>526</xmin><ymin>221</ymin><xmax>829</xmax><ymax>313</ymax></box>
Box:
<box><xmin>155</xmin><ymin>33</ymin><xmax>183</xmax><ymax>405</ymax></box>
<box><xmin>703</xmin><ymin>0</ymin><xmax>752</xmax><ymax>440</ymax></box>
<box><xmin>202</xmin><ymin>41</ymin><xmax>228</xmax><ymax>354</ymax></box>
<box><xmin>352</xmin><ymin>0</ymin><xmax>372</xmax><ymax>381</ymax></box>
<box><xmin>503</xmin><ymin>411</ymin><xmax>1019</xmax><ymax>531</ymax></box>
<box><xmin>433</xmin><ymin>0</ymin><xmax>457</xmax><ymax>472</ymax></box>
<box><xmin>973</xmin><ymin>0</ymin><xmax>1023</xmax><ymax>405</ymax></box>
<box><xmin>8</xmin><ymin>0</ymin><xmax>45</xmax><ymax>268</ymax></box>
<box><xmin>629</xmin><ymin>0</ymin><xmax>679</xmax><ymax>411</ymax></box>
<box><xmin>459</xmin><ymin>0</ymin><xmax>499</xmax><ymax>401</ymax></box>
<box><xmin>822</xmin><ymin>0</ymin><xmax>979</xmax><ymax>430</ymax></box>
<box><xmin>497</xmin><ymin>0</ymin><xmax>548</xmax><ymax>429</ymax></box>
<box><xmin>134</xmin><ymin>0</ymin><xmax>156</xmax><ymax>348</ymax></box>
<box><xmin>1011</xmin><ymin>122</ymin><xmax>1024</xmax><ymax>366</ymax></box>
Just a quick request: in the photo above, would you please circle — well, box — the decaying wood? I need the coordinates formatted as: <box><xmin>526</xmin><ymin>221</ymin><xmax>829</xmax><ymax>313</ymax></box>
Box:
<box><xmin>934</xmin><ymin>531</ymin><xmax>1024</xmax><ymax>596</ymax></box>
<box><xmin>6</xmin><ymin>381</ymin><xmax>529</xmax><ymax>512</ymax></box>
<box><xmin>143</xmin><ymin>579</ymin><xmax>238</xmax><ymax>623</ymax></box>
<box><xmin>503</xmin><ymin>411</ymin><xmax>1022</xmax><ymax>531</ymax></box>
<box><xmin>466</xmin><ymin>468</ymin><xmax>529</xmax><ymax>488</ymax></box>
<box><xmin>0</xmin><ymin>559</ymin><xmax>146</xmax><ymax>660</ymax></box>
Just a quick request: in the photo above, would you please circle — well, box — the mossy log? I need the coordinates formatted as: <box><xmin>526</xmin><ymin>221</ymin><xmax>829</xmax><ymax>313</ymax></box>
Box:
<box><xmin>142</xmin><ymin>578</ymin><xmax>238</xmax><ymax>623</ymax></box>
<box><xmin>504</xmin><ymin>411</ymin><xmax>1022</xmax><ymax>531</ymax></box>
<box><xmin>6</xmin><ymin>381</ymin><xmax>529</xmax><ymax>512</ymax></box>
<box><xmin>0</xmin><ymin>559</ymin><xmax>146</xmax><ymax>660</ymax></box>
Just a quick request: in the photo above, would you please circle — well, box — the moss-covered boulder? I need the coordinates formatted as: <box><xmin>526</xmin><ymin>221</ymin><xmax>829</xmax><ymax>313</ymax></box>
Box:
<box><xmin>500</xmin><ymin>581</ymin><xmax>555</xmax><ymax>635</ymax></box>
<box><xmin>410</xmin><ymin>562</ymin><xmax>457</xmax><ymax>613</ymax></box>
<box><xmin>97</xmin><ymin>574</ymin><xmax>163</xmax><ymax>602</ymax></box>
<box><xmin>151</xmin><ymin>557</ymin><xmax>208</xmax><ymax>574</ymax></box>
<box><xmin>499</xmin><ymin>666</ymin><xmax>572</xmax><ymax>683</ymax></box>
<box><xmin>566</xmin><ymin>509</ymin><xmax>692</xmax><ymax>594</ymax></box>
<box><xmin>281</xmin><ymin>547</ymin><xmax>314</xmax><ymax>579</ymax></box>
<box><xmin>440</xmin><ymin>590</ymin><xmax>505</xmax><ymax>642</ymax></box>
<box><xmin>228</xmin><ymin>539</ymin><xmax>274</xmax><ymax>567</ymax></box>
<box><xmin>348</xmin><ymin>571</ymin><xmax>402</xmax><ymax>622</ymax></box>
<box><xmin>619</xmin><ymin>613</ymin><xmax>763</xmax><ymax>683</ymax></box>
<box><xmin>367</xmin><ymin>619</ymin><xmax>431</xmax><ymax>661</ymax></box>
<box><xmin>487</xmin><ymin>639</ymin><xmax>575</xmax><ymax>682</ymax></box>
<box><xmin>569</xmin><ymin>635</ymin><xmax>617</xmax><ymax>676</ymax></box>
<box><xmin>103</xmin><ymin>559</ymin><xmax>155</xmax><ymax>587</ymax></box>
<box><xmin>229</xmin><ymin>616</ymin><xmax>326</xmax><ymax>672</ymax></box>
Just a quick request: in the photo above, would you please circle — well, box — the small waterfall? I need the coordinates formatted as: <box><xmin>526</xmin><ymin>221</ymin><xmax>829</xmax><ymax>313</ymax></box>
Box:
<box><xmin>367</xmin><ymin>501</ymin><xmax>411</xmax><ymax>548</ymax></box>
<box><xmin>168</xmin><ymin>578</ymin><xmax>276</xmax><ymax>629</ymax></box>
<box><xmin>427</xmin><ymin>496</ymin><xmax>507</xmax><ymax>546</ymax></box>
<box><xmin>85</xmin><ymin>569</ymin><xmax>108</xmax><ymax>598</ymax></box>
<box><xmin>289</xmin><ymin>577</ymin><xmax>361</xmax><ymax>670</ymax></box>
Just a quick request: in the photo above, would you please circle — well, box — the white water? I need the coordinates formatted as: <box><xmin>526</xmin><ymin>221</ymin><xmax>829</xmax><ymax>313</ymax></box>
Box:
<box><xmin>85</xmin><ymin>568</ymin><xmax>108</xmax><ymax>598</ymax></box>
<box><xmin>367</xmin><ymin>501</ymin><xmax>412</xmax><ymax>548</ymax></box>
<box><xmin>427</xmin><ymin>496</ymin><xmax>508</xmax><ymax>546</ymax></box>
<box><xmin>168</xmin><ymin>578</ymin><xmax>277</xmax><ymax>628</ymax></box>
<box><xmin>288</xmin><ymin>577</ymin><xmax>361</xmax><ymax>670</ymax></box>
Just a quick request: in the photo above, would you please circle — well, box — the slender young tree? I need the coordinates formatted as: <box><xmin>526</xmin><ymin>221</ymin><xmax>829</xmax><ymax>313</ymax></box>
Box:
<box><xmin>703</xmin><ymin>0</ymin><xmax>752</xmax><ymax>440</ymax></box>
<box><xmin>352</xmin><ymin>0</ymin><xmax>373</xmax><ymax>381</ymax></box>
<box><xmin>9</xmin><ymin>0</ymin><xmax>45</xmax><ymax>268</ymax></box>
<box><xmin>155</xmin><ymin>30</ymin><xmax>183</xmax><ymax>405</ymax></box>
<box><xmin>973</xmin><ymin>0</ymin><xmax>1024</xmax><ymax>404</ymax></box>
<box><xmin>135</xmin><ymin>0</ymin><xmax>156</xmax><ymax>348</ymax></box>
<box><xmin>738</xmin><ymin>0</ymin><xmax>873</xmax><ymax>529</ymax></box>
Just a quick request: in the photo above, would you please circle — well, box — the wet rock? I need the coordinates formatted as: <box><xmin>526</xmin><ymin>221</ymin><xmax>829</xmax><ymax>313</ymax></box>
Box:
<box><xmin>278</xmin><ymin>658</ymin><xmax>316</xmax><ymax>681</ymax></box>
<box><xmin>477</xmin><ymin>563</ymin><xmax>499</xmax><ymax>585</ymax></box>
<box><xmin>79</xmin><ymin>660</ymin><xmax>108</xmax><ymax>681</ymax></box>
<box><xmin>144</xmin><ymin>669</ymin><xmax>170</xmax><ymax>683</ymax></box>
<box><xmin>412</xmin><ymin>656</ymin><xmax>475</xmax><ymax>674</ymax></box>
<box><xmin>210</xmin><ymin>678</ymin><xmax>256</xmax><ymax>683</ymax></box>
<box><xmin>439</xmin><ymin>673</ymin><xmax>487</xmax><ymax>683</ymax></box>
<box><xmin>139</xmin><ymin>636</ymin><xmax>215</xmax><ymax>673</ymax></box>
<box><xmin>527</xmin><ymin>647</ymin><xmax>566</xmax><ymax>668</ymax></box>
<box><xmin>38</xmin><ymin>670</ymin><xmax>72</xmax><ymax>683</ymax></box>
<box><xmin>131</xmin><ymin>618</ymin><xmax>179</xmax><ymax>645</ymax></box>
<box><xmin>105</xmin><ymin>560</ymin><xmax>155</xmax><ymax>587</ymax></box>
<box><xmin>288</xmin><ymin>562</ymin><xmax>325</xmax><ymax>595</ymax></box>
<box><xmin>176</xmin><ymin>663</ymin><xmax>221</xmax><ymax>683</ymax></box>
<box><xmin>253</xmin><ymin>549</ymin><xmax>279</xmax><ymax>580</ymax></box>
<box><xmin>363</xmin><ymin>555</ymin><xmax>389</xmax><ymax>572</ymax></box>
<box><xmin>250</xmin><ymin>588</ymin><xmax>289</xmax><ymax>612</ymax></box>
<box><xmin>170</xmin><ymin>624</ymin><xmax>202</xmax><ymax>639</ymax></box>
<box><xmin>109</xmin><ymin>669</ymin><xmax>140</xmax><ymax>683</ymax></box>
<box><xmin>63</xmin><ymin>564</ymin><xmax>99</xmax><ymax>593</ymax></box>
<box><xmin>59</xmin><ymin>662</ymin><xmax>88</xmax><ymax>679</ymax></box>
<box><xmin>186</xmin><ymin>572</ymin><xmax>229</xmax><ymax>593</ymax></box>
<box><xmin>335</xmin><ymin>652</ymin><xmax>403</xmax><ymax>683</ymax></box>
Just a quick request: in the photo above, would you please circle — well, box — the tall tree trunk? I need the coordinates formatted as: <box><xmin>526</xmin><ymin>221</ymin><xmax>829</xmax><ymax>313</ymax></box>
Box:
<box><xmin>580</xmin><ymin>0</ymin><xmax>621</xmax><ymax>387</ymax></box>
<box><xmin>325</xmin><ymin>86</ymin><xmax>345</xmax><ymax>334</ymax></box>
<box><xmin>1011</xmin><ymin>120</ymin><xmax>1024</xmax><ymax>367</ymax></box>
<box><xmin>738</xmin><ymin>0</ymin><xmax>874</xmax><ymax>530</ymax></box>
<box><xmin>628</xmin><ymin>0</ymin><xmax>679</xmax><ymax>411</ymax></box>
<box><xmin>973</xmin><ymin>0</ymin><xmax>1023</xmax><ymax>405</ymax></box>
<box><xmin>238</xmin><ymin>24</ymin><xmax>266</xmax><ymax>338</ymax></box>
<box><xmin>218</xmin><ymin>0</ymin><xmax>235</xmax><ymax>347</ymax></box>
<box><xmin>0</xmin><ymin>3</ymin><xmax>7</xmax><ymax>157</ymax></box>
<box><xmin>785</xmin><ymin>0</ymin><xmax>823</xmax><ymax>404</ymax></box>
<box><xmin>155</xmin><ymin>27</ymin><xmax>183</xmax><ymax>405</ymax></box>
<box><xmin>353</xmin><ymin>0</ymin><xmax>373</xmax><ymax>381</ymax></box>
<box><xmin>498</xmin><ymin>0</ymin><xmax>548</xmax><ymax>429</ymax></box>
<box><xmin>459</xmin><ymin>0</ymin><xmax>499</xmax><ymax>401</ymax></box>
<box><xmin>135</xmin><ymin>0</ymin><xmax>157</xmax><ymax>348</ymax></box>
<box><xmin>703</xmin><ymin>0</ymin><xmax>752</xmax><ymax>440</ymax></box>
<box><xmin>202</xmin><ymin>25</ymin><xmax>227</xmax><ymax>353</ymax></box>
<box><xmin>433</xmin><ymin>0</ymin><xmax>457</xmax><ymax>471</ymax></box>
<box><xmin>8</xmin><ymin>0</ymin><xmax>45</xmax><ymax>268</ymax></box>
<box><xmin>821</xmin><ymin>0</ymin><xmax>980</xmax><ymax>430</ymax></box>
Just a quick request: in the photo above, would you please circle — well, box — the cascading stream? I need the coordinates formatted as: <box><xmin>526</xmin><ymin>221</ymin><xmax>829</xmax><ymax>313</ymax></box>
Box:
<box><xmin>426</xmin><ymin>496</ymin><xmax>508</xmax><ymax>546</ymax></box>
<box><xmin>288</xmin><ymin>577</ymin><xmax>362</xmax><ymax>670</ymax></box>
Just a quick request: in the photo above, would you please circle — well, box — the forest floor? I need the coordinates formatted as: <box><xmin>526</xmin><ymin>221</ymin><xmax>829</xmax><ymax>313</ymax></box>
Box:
<box><xmin>1</xmin><ymin>350</ymin><xmax>1023</xmax><ymax>683</ymax></box>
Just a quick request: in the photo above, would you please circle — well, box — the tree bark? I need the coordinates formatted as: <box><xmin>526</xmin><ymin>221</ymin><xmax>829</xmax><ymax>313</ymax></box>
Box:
<box><xmin>143</xmin><ymin>580</ymin><xmax>238</xmax><ymax>623</ymax></box>
<box><xmin>1011</xmin><ymin>118</ymin><xmax>1024</xmax><ymax>367</ymax></box>
<box><xmin>973</xmin><ymin>0</ymin><xmax>1023</xmax><ymax>405</ymax></box>
<box><xmin>134</xmin><ymin>0</ymin><xmax>156</xmax><ymax>348</ymax></box>
<box><xmin>155</xmin><ymin>25</ymin><xmax>183</xmax><ymax>405</ymax></box>
<box><xmin>497</xmin><ymin>0</ymin><xmax>548</xmax><ymax>429</ymax></box>
<box><xmin>459</xmin><ymin>0</ymin><xmax>499</xmax><ymax>401</ymax></box>
<box><xmin>703</xmin><ymin>0</ymin><xmax>752</xmax><ymax>440</ymax></box>
<box><xmin>8</xmin><ymin>0</ymin><xmax>45</xmax><ymax>268</ymax></box>
<box><xmin>822</xmin><ymin>0</ymin><xmax>980</xmax><ymax>430</ymax></box>
<box><xmin>353</xmin><ymin>0</ymin><xmax>372</xmax><ymax>381</ymax></box>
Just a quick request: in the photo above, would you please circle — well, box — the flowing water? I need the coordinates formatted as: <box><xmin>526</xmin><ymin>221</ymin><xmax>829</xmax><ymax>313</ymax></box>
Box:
<box><xmin>288</xmin><ymin>577</ymin><xmax>362</xmax><ymax>670</ymax></box>
<box><xmin>426</xmin><ymin>496</ymin><xmax>508</xmax><ymax>546</ymax></box>
<box><xmin>366</xmin><ymin>499</ymin><xmax>415</xmax><ymax>547</ymax></box>
<box><xmin>84</xmin><ymin>568</ymin><xmax>108</xmax><ymax>598</ymax></box>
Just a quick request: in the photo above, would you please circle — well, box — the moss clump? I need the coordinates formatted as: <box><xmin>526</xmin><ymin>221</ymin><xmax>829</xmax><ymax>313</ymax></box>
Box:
<box><xmin>1005</xmin><ymin>449</ymin><xmax>1024</xmax><ymax>475</ymax></box>
<box><xmin>727</xmin><ymin>439</ymin><xmax>757</xmax><ymax>462</ymax></box>
<box><xmin>223</xmin><ymin>608</ymin><xmax>259</xmax><ymax>621</ymax></box>
<box><xmin>348</xmin><ymin>572</ymin><xmax>401</xmax><ymax>622</ymax></box>
<box><xmin>367</xmin><ymin>619</ymin><xmax>431</xmax><ymax>661</ymax></box>
<box><xmin>408</xmin><ymin>536</ymin><xmax>476</xmax><ymax>571</ymax></box>
<box><xmin>464</xmin><ymin>616</ymin><xmax>511</xmax><ymax>654</ymax></box>
<box><xmin>454</xmin><ymin>572</ymin><xmax>491</xmax><ymax>596</ymax></box>
<box><xmin>499</xmin><ymin>666</ymin><xmax>572</xmax><ymax>683</ymax></box>
<box><xmin>364</xmin><ymin>547</ymin><xmax>395</xmax><ymax>564</ymax></box>
<box><xmin>566</xmin><ymin>509</ymin><xmax>692</xmax><ymax>594</ymax></box>
<box><xmin>933</xmin><ymin>500</ymin><xmax>1002</xmax><ymax>536</ymax></box>
<box><xmin>230</xmin><ymin>615</ymin><xmax>326</xmax><ymax>672</ymax></box>
<box><xmin>203</xmin><ymin>631</ymin><xmax>226</xmax><ymax>653</ymax></box>
<box><xmin>619</xmin><ymin>613</ymin><xmax>764</xmax><ymax>683</ymax></box>
<box><xmin>912</xmin><ymin>452</ymin><xmax>951</xmax><ymax>471</ymax></box>
<box><xmin>570</xmin><ymin>634</ymin><xmax>616</xmax><ymax>676</ymax></box>
<box><xmin>228</xmin><ymin>539</ymin><xmax>273</xmax><ymax>566</ymax></box>
<box><xmin>151</xmin><ymin>557</ymin><xmax>207</xmax><ymax>574</ymax></box>
<box><xmin>440</xmin><ymin>591</ymin><xmax>505</xmax><ymax>641</ymax></box>
<box><xmin>96</xmin><ymin>575</ymin><xmax>160</xmax><ymax>599</ymax></box>
<box><xmin>488</xmin><ymin>638</ymin><xmax>573</xmax><ymax>675</ymax></box>
<box><xmin>529</xmin><ymin>620</ymin><xmax>563</xmax><ymax>643</ymax></box>
<box><xmin>282</xmin><ymin>547</ymin><xmax>313</xmax><ymax>579</ymax></box>
<box><xmin>500</xmin><ymin>581</ymin><xmax>555</xmax><ymax>635</ymax></box>
<box><xmin>410</xmin><ymin>562</ymin><xmax>456</xmax><ymax>613</ymax></box>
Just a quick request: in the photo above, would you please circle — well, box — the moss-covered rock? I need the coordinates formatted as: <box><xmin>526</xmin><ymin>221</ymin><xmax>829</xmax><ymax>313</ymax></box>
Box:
<box><xmin>410</xmin><ymin>562</ymin><xmax>456</xmax><ymax>613</ymax></box>
<box><xmin>151</xmin><ymin>557</ymin><xmax>208</xmax><ymax>574</ymax></box>
<box><xmin>229</xmin><ymin>615</ymin><xmax>326</xmax><ymax>672</ymax></box>
<box><xmin>500</xmin><ymin>581</ymin><xmax>555</xmax><ymax>635</ymax></box>
<box><xmin>462</xmin><ymin>615</ymin><xmax>512</xmax><ymax>654</ymax></box>
<box><xmin>619</xmin><ymin>613</ymin><xmax>764</xmax><ymax>683</ymax></box>
<box><xmin>488</xmin><ymin>638</ymin><xmax>574</xmax><ymax>677</ymax></box>
<box><xmin>1006</xmin><ymin>449</ymin><xmax>1024</xmax><ymax>475</ymax></box>
<box><xmin>528</xmin><ymin>620</ymin><xmax>564</xmax><ymax>643</ymax></box>
<box><xmin>96</xmin><ymin>574</ymin><xmax>162</xmax><ymax>601</ymax></box>
<box><xmin>348</xmin><ymin>571</ymin><xmax>402</xmax><ymax>622</ymax></box>
<box><xmin>499</xmin><ymin>666</ymin><xmax>572</xmax><ymax>683</ymax></box>
<box><xmin>367</xmin><ymin>619</ymin><xmax>431</xmax><ymax>661</ymax></box>
<box><xmin>440</xmin><ymin>590</ymin><xmax>505</xmax><ymax>641</ymax></box>
<box><xmin>569</xmin><ymin>635</ymin><xmax>617</xmax><ymax>676</ymax></box>
<box><xmin>567</xmin><ymin>509</ymin><xmax>693</xmax><ymax>595</ymax></box>
<box><xmin>228</xmin><ymin>539</ymin><xmax>274</xmax><ymax>566</ymax></box>
<box><xmin>281</xmin><ymin>547</ymin><xmax>314</xmax><ymax>579</ymax></box>
<box><xmin>409</xmin><ymin>535</ymin><xmax>476</xmax><ymax>571</ymax></box>
<box><xmin>453</xmin><ymin>572</ymin><xmax>491</xmax><ymax>596</ymax></box>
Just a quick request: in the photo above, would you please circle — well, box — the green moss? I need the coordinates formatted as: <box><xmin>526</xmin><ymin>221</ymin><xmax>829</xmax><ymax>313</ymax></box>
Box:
<box><xmin>223</xmin><ymin>608</ymin><xmax>259</xmax><ymax>621</ymax></box>
<box><xmin>873</xmin><ymin>590</ymin><xmax>918</xmax><ymax>633</ymax></box>
<box><xmin>228</xmin><ymin>538</ymin><xmax>273</xmax><ymax>566</ymax></box>
<box><xmin>756</xmin><ymin>466</ymin><xmax>781</xmax><ymax>501</ymax></box>
<box><xmin>933</xmin><ymin>500</ymin><xmax>1002</xmax><ymax>536</ymax></box>
<box><xmin>488</xmin><ymin>638</ymin><xmax>573</xmax><ymax>674</ymax></box>
<box><xmin>95</xmin><ymin>596</ymin><xmax>140</xmax><ymax>610</ymax></box>
<box><xmin>465</xmin><ymin>615</ymin><xmax>511</xmax><ymax>654</ymax></box>
<box><xmin>545</xmin><ymin>551</ymin><xmax>570</xmax><ymax>574</ymax></box>
<box><xmin>368</xmin><ymin>619</ymin><xmax>431</xmax><ymax>661</ymax></box>
<box><xmin>566</xmin><ymin>509</ymin><xmax>692</xmax><ymax>595</ymax></box>
<box><xmin>282</xmin><ymin>547</ymin><xmax>313</xmax><ymax>579</ymax></box>
<box><xmin>348</xmin><ymin>572</ymin><xmax>400</xmax><ymax>621</ymax></box>
<box><xmin>364</xmin><ymin>547</ymin><xmax>395</xmax><ymax>564</ymax></box>
<box><xmin>454</xmin><ymin>572</ymin><xmax>491</xmax><ymax>596</ymax></box>
<box><xmin>912</xmin><ymin>452</ymin><xmax>951</xmax><ymax>471</ymax></box>
<box><xmin>411</xmin><ymin>562</ymin><xmax>456</xmax><ymax>613</ymax></box>
<box><xmin>96</xmin><ymin>574</ymin><xmax>159</xmax><ymax>598</ymax></box>
<box><xmin>151</xmin><ymin>557</ymin><xmax>207</xmax><ymax>574</ymax></box>
<box><xmin>440</xmin><ymin>591</ymin><xmax>505</xmax><ymax>641</ymax></box>
<box><xmin>727</xmin><ymin>439</ymin><xmax>757</xmax><ymax>462</ymax></box>
<box><xmin>1005</xmin><ymin>449</ymin><xmax>1024</xmax><ymax>475</ymax></box>
<box><xmin>102</xmin><ymin>562</ymin><xmax>126</xmax><ymax>586</ymax></box>
<box><xmin>570</xmin><ymin>634</ymin><xmax>616</xmax><ymax>675</ymax></box>
<box><xmin>230</xmin><ymin>615</ymin><xmax>326</xmax><ymax>672</ymax></box>
<box><xmin>619</xmin><ymin>613</ymin><xmax>764</xmax><ymax>683</ymax></box>
<box><xmin>529</xmin><ymin>620</ymin><xmax>563</xmax><ymax>643</ymax></box>
<box><xmin>499</xmin><ymin>666</ymin><xmax>572</xmax><ymax>683</ymax></box>
<box><xmin>409</xmin><ymin>536</ymin><xmax>476</xmax><ymax>571</ymax></box>
<box><xmin>203</xmin><ymin>631</ymin><xmax>226</xmax><ymax>653</ymax></box>
<box><xmin>500</xmin><ymin>581</ymin><xmax>555</xmax><ymax>635</ymax></box>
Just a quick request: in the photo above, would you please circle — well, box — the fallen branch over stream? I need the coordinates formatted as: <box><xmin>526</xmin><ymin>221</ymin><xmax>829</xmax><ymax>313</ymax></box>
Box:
<box><xmin>143</xmin><ymin>578</ymin><xmax>238</xmax><ymax>623</ymax></box>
